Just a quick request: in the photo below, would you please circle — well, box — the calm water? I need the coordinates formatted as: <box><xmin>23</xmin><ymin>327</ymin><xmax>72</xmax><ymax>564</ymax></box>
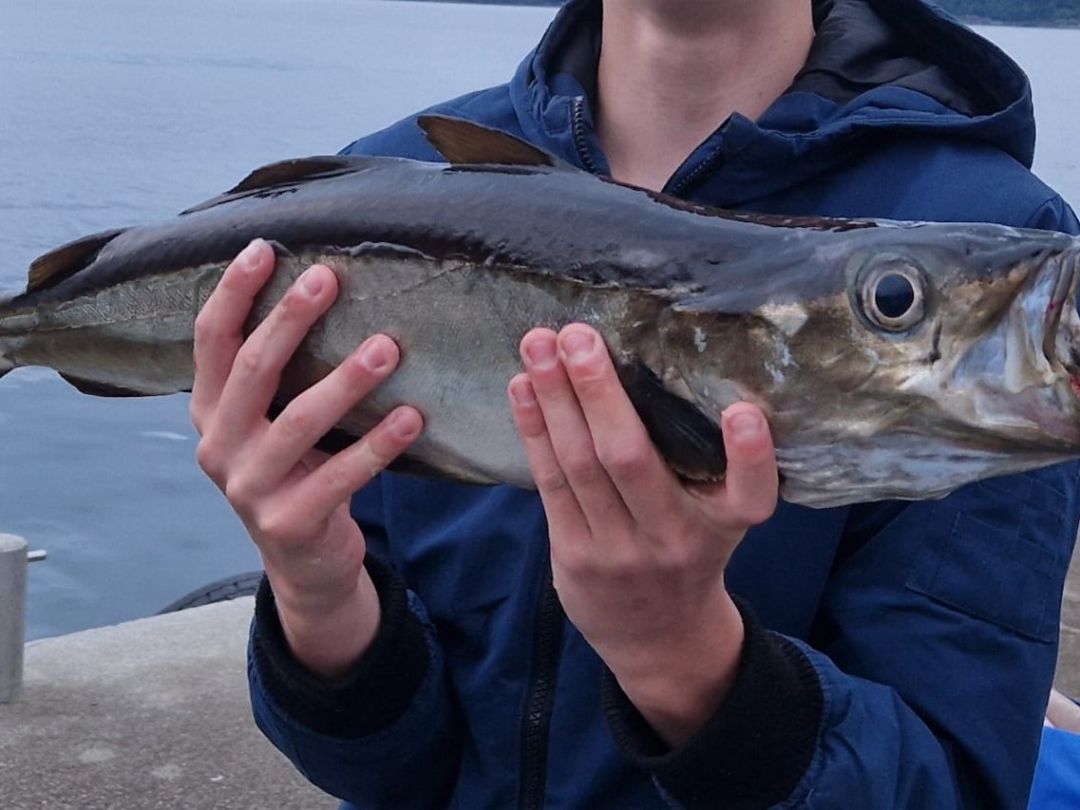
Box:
<box><xmin>0</xmin><ymin>0</ymin><xmax>556</xmax><ymax>639</ymax></box>
<box><xmin>0</xmin><ymin>2</ymin><xmax>1077</xmax><ymax>639</ymax></box>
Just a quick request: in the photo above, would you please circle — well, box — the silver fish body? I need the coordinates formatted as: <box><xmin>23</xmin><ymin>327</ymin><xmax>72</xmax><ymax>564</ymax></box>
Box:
<box><xmin>2</xmin><ymin>117</ymin><xmax>1080</xmax><ymax>507</ymax></box>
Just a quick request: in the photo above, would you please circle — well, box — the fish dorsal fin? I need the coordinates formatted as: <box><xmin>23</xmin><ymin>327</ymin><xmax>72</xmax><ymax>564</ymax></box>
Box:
<box><xmin>617</xmin><ymin>360</ymin><xmax>728</xmax><ymax>482</ymax></box>
<box><xmin>227</xmin><ymin>156</ymin><xmax>359</xmax><ymax>194</ymax></box>
<box><xmin>181</xmin><ymin>156</ymin><xmax>366</xmax><ymax>215</ymax></box>
<box><xmin>418</xmin><ymin>115</ymin><xmax>565</xmax><ymax>169</ymax></box>
<box><xmin>27</xmin><ymin>227</ymin><xmax>129</xmax><ymax>294</ymax></box>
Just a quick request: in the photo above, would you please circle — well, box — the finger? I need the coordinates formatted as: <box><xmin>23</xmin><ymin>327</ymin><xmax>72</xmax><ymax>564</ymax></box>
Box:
<box><xmin>556</xmin><ymin>324</ymin><xmax>680</xmax><ymax>524</ymax></box>
<box><xmin>520</xmin><ymin>328</ymin><xmax>631</xmax><ymax>532</ymax></box>
<box><xmin>288</xmin><ymin>406</ymin><xmax>423</xmax><ymax>523</ymax></box>
<box><xmin>508</xmin><ymin>373</ymin><xmax>590</xmax><ymax>535</ymax></box>
<box><xmin>712</xmin><ymin>402</ymin><xmax>778</xmax><ymax>529</ymax></box>
<box><xmin>246</xmin><ymin>334</ymin><xmax>400</xmax><ymax>489</ymax></box>
<box><xmin>215</xmin><ymin>263</ymin><xmax>339</xmax><ymax>441</ymax></box>
<box><xmin>191</xmin><ymin>238</ymin><xmax>275</xmax><ymax>428</ymax></box>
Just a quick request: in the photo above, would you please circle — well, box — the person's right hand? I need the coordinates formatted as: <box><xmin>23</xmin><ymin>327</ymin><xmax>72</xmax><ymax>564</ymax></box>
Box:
<box><xmin>190</xmin><ymin>238</ymin><xmax>423</xmax><ymax>678</ymax></box>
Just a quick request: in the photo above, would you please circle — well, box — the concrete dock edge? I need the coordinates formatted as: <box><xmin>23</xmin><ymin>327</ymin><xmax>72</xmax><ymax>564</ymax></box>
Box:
<box><xmin>0</xmin><ymin>598</ymin><xmax>336</xmax><ymax>809</ymax></box>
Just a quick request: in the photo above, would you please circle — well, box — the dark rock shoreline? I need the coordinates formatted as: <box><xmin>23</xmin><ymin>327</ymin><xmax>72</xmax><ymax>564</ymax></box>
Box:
<box><xmin>388</xmin><ymin>1</ymin><xmax>1080</xmax><ymax>27</ymax></box>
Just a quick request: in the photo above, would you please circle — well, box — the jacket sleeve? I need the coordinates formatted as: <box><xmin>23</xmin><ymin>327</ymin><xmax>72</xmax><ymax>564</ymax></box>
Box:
<box><xmin>247</xmin><ymin>479</ymin><xmax>463</xmax><ymax>808</ymax></box>
<box><xmin>601</xmin><ymin>198</ymin><xmax>1080</xmax><ymax>808</ymax></box>
<box><xmin>604</xmin><ymin>461</ymin><xmax>1080</xmax><ymax>810</ymax></box>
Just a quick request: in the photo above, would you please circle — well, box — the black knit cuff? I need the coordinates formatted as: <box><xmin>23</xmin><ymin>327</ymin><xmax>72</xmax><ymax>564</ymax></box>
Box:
<box><xmin>251</xmin><ymin>554</ymin><xmax>431</xmax><ymax>739</ymax></box>
<box><xmin>603</xmin><ymin>600</ymin><xmax>823</xmax><ymax>808</ymax></box>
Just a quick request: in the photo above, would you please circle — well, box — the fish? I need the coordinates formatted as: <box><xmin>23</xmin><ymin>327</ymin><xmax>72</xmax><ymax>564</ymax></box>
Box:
<box><xmin>2</xmin><ymin>115</ymin><xmax>1080</xmax><ymax>508</ymax></box>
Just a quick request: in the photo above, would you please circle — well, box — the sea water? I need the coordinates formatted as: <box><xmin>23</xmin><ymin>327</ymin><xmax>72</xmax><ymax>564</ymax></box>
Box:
<box><xmin>0</xmin><ymin>1</ymin><xmax>1075</xmax><ymax>638</ymax></box>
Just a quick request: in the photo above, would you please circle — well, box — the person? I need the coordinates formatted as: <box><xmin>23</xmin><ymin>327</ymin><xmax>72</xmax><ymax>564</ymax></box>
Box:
<box><xmin>1030</xmin><ymin>690</ymin><xmax>1080</xmax><ymax>809</ymax></box>
<box><xmin>189</xmin><ymin>0</ymin><xmax>1080</xmax><ymax>807</ymax></box>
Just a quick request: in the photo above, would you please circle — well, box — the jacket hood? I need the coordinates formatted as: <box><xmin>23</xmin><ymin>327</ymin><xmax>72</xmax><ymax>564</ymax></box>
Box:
<box><xmin>508</xmin><ymin>0</ymin><xmax>1036</xmax><ymax>202</ymax></box>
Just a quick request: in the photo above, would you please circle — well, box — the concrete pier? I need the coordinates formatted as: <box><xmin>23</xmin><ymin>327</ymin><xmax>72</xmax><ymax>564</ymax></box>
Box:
<box><xmin>0</xmin><ymin>598</ymin><xmax>335</xmax><ymax>809</ymax></box>
<box><xmin>0</xmin><ymin>534</ymin><xmax>28</xmax><ymax>704</ymax></box>
<box><xmin>1</xmin><ymin>545</ymin><xmax>1078</xmax><ymax>809</ymax></box>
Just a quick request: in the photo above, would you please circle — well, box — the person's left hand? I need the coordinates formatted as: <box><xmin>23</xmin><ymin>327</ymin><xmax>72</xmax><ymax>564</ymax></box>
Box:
<box><xmin>508</xmin><ymin>324</ymin><xmax>778</xmax><ymax>747</ymax></box>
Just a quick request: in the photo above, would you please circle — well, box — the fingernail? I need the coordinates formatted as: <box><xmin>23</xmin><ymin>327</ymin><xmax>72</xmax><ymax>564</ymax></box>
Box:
<box><xmin>728</xmin><ymin>411</ymin><xmax>763</xmax><ymax>440</ymax></box>
<box><xmin>300</xmin><ymin>266</ymin><xmax>325</xmax><ymax>297</ymax></box>
<box><xmin>238</xmin><ymin>238</ymin><xmax>266</xmax><ymax>270</ymax></box>
<box><xmin>525</xmin><ymin>337</ymin><xmax>557</xmax><ymax>369</ymax></box>
<box><xmin>359</xmin><ymin>335</ymin><xmax>393</xmax><ymax>372</ymax></box>
<box><xmin>561</xmin><ymin>330</ymin><xmax>595</xmax><ymax>361</ymax></box>
<box><xmin>387</xmin><ymin>408</ymin><xmax>420</xmax><ymax>440</ymax></box>
<box><xmin>510</xmin><ymin>376</ymin><xmax>536</xmax><ymax>407</ymax></box>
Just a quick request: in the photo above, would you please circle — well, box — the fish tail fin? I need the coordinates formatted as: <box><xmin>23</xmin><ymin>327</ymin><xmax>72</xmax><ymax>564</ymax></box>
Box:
<box><xmin>0</xmin><ymin>292</ymin><xmax>22</xmax><ymax>380</ymax></box>
<box><xmin>0</xmin><ymin>337</ymin><xmax>13</xmax><ymax>381</ymax></box>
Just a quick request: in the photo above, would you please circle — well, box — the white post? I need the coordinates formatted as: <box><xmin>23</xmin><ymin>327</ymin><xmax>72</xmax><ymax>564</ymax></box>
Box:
<box><xmin>0</xmin><ymin>534</ymin><xmax>29</xmax><ymax>704</ymax></box>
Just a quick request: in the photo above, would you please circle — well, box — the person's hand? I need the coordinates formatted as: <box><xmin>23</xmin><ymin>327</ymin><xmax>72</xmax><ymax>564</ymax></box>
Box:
<box><xmin>190</xmin><ymin>239</ymin><xmax>423</xmax><ymax>678</ymax></box>
<box><xmin>508</xmin><ymin>324</ymin><xmax>777</xmax><ymax>746</ymax></box>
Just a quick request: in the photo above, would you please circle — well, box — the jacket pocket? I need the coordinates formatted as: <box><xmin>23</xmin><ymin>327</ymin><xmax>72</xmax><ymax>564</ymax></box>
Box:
<box><xmin>906</xmin><ymin>475</ymin><xmax>1064</xmax><ymax>643</ymax></box>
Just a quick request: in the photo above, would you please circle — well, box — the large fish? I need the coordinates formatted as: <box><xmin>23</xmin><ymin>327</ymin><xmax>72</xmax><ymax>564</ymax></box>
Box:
<box><xmin>2</xmin><ymin>116</ymin><xmax>1080</xmax><ymax>508</ymax></box>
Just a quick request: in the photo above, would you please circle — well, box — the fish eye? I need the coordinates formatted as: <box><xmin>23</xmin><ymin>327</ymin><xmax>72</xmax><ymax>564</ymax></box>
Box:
<box><xmin>859</xmin><ymin>262</ymin><xmax>927</xmax><ymax>332</ymax></box>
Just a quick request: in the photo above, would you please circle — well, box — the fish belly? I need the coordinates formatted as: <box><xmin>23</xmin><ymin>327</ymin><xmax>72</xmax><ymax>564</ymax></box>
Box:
<box><xmin>264</xmin><ymin>249</ymin><xmax>650</xmax><ymax>488</ymax></box>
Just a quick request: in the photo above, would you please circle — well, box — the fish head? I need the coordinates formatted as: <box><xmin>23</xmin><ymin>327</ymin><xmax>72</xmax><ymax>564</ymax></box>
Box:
<box><xmin>664</xmin><ymin>222</ymin><xmax>1080</xmax><ymax>506</ymax></box>
<box><xmin>894</xmin><ymin>224</ymin><xmax>1080</xmax><ymax>449</ymax></box>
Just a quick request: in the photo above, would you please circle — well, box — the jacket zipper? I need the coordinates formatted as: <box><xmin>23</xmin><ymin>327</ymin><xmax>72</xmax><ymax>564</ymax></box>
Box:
<box><xmin>571</xmin><ymin>96</ymin><xmax>602</xmax><ymax>175</ymax></box>
<box><xmin>516</xmin><ymin>99</ymin><xmax>587</xmax><ymax>810</ymax></box>
<box><xmin>572</xmin><ymin>94</ymin><xmax>724</xmax><ymax>198</ymax></box>
<box><xmin>518</xmin><ymin>568</ymin><xmax>564</xmax><ymax>810</ymax></box>
<box><xmin>667</xmin><ymin>149</ymin><xmax>725</xmax><ymax>198</ymax></box>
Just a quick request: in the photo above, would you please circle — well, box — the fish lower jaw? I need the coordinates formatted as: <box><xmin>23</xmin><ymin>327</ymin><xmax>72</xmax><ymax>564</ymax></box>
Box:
<box><xmin>776</xmin><ymin>432</ymin><xmax>1078</xmax><ymax>508</ymax></box>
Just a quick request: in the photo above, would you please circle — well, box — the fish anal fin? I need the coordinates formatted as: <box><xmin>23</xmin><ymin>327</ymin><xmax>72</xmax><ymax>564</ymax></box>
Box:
<box><xmin>27</xmin><ymin>228</ymin><xmax>129</xmax><ymax>293</ymax></box>
<box><xmin>617</xmin><ymin>360</ymin><xmax>728</xmax><ymax>482</ymax></box>
<box><xmin>59</xmin><ymin>373</ymin><xmax>146</xmax><ymax>398</ymax></box>
<box><xmin>418</xmin><ymin>115</ymin><xmax>565</xmax><ymax>169</ymax></box>
<box><xmin>311</xmin><ymin>425</ymin><xmax>358</xmax><ymax>456</ymax></box>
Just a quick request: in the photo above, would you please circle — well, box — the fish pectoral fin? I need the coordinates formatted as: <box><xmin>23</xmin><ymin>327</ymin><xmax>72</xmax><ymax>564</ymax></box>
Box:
<box><xmin>418</xmin><ymin>115</ymin><xmax>573</xmax><ymax>171</ymax></box>
<box><xmin>58</xmin><ymin>373</ymin><xmax>147</xmax><ymax>398</ymax></box>
<box><xmin>27</xmin><ymin>228</ymin><xmax>129</xmax><ymax>293</ymax></box>
<box><xmin>180</xmin><ymin>156</ymin><xmax>372</xmax><ymax>215</ymax></box>
<box><xmin>618</xmin><ymin>360</ymin><xmax>728</xmax><ymax>482</ymax></box>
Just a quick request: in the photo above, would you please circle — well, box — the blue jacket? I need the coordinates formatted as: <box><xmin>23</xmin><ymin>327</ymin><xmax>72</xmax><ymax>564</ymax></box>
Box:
<box><xmin>248</xmin><ymin>1</ymin><xmax>1080</xmax><ymax>807</ymax></box>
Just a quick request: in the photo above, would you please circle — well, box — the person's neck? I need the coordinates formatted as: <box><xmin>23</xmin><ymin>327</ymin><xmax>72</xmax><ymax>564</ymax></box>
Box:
<box><xmin>596</xmin><ymin>0</ymin><xmax>815</xmax><ymax>191</ymax></box>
